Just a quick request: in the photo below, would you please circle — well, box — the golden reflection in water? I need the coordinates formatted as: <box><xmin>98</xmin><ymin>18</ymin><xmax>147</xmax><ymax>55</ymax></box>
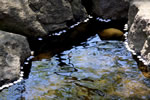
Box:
<box><xmin>33</xmin><ymin>52</ymin><xmax>53</xmax><ymax>61</ymax></box>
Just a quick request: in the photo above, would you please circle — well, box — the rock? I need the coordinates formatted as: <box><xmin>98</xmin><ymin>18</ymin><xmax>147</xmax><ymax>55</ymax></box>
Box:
<box><xmin>69</xmin><ymin>0</ymin><xmax>87</xmax><ymax>21</ymax></box>
<box><xmin>0</xmin><ymin>0</ymin><xmax>47</xmax><ymax>37</ymax></box>
<box><xmin>0</xmin><ymin>0</ymin><xmax>87</xmax><ymax>37</ymax></box>
<box><xmin>0</xmin><ymin>30</ymin><xmax>31</xmax><ymax>86</ymax></box>
<box><xmin>128</xmin><ymin>1</ymin><xmax>150</xmax><ymax>65</ymax></box>
<box><xmin>128</xmin><ymin>0</ymin><xmax>139</xmax><ymax>28</ymax></box>
<box><xmin>90</xmin><ymin>0</ymin><xmax>129</xmax><ymax>20</ymax></box>
<box><xmin>98</xmin><ymin>28</ymin><xmax>124</xmax><ymax>40</ymax></box>
<box><xmin>28</xmin><ymin>0</ymin><xmax>73</xmax><ymax>33</ymax></box>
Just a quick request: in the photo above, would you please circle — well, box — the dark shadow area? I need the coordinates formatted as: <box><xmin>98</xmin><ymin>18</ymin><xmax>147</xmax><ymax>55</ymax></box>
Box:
<box><xmin>23</xmin><ymin>17</ymin><xmax>127</xmax><ymax>78</ymax></box>
<box><xmin>81</xmin><ymin>0</ymin><xmax>93</xmax><ymax>14</ymax></box>
<box><xmin>28</xmin><ymin>17</ymin><xmax>127</xmax><ymax>56</ymax></box>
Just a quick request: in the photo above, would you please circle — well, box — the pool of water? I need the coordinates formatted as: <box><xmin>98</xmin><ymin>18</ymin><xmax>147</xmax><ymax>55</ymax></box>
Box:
<box><xmin>0</xmin><ymin>34</ymin><xmax>150</xmax><ymax>100</ymax></box>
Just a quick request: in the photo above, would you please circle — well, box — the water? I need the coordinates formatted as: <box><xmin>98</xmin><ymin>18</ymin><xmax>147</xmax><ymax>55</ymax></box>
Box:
<box><xmin>0</xmin><ymin>34</ymin><xmax>150</xmax><ymax>100</ymax></box>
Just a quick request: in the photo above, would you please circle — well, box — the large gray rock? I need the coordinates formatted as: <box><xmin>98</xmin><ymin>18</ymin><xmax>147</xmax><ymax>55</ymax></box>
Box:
<box><xmin>0</xmin><ymin>0</ymin><xmax>87</xmax><ymax>37</ymax></box>
<box><xmin>128</xmin><ymin>1</ymin><xmax>150</xmax><ymax>65</ymax></box>
<box><xmin>28</xmin><ymin>0</ymin><xmax>73</xmax><ymax>33</ymax></box>
<box><xmin>0</xmin><ymin>30</ymin><xmax>31</xmax><ymax>86</ymax></box>
<box><xmin>0</xmin><ymin>0</ymin><xmax>47</xmax><ymax>37</ymax></box>
<box><xmin>91</xmin><ymin>0</ymin><xmax>129</xmax><ymax>19</ymax></box>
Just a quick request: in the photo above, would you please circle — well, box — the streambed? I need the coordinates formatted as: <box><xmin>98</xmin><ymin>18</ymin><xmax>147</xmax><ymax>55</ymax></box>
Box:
<box><xmin>0</xmin><ymin>34</ymin><xmax>150</xmax><ymax>100</ymax></box>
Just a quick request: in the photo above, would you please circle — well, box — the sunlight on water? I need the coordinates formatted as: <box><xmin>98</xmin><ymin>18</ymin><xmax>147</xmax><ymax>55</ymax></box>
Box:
<box><xmin>0</xmin><ymin>34</ymin><xmax>150</xmax><ymax>100</ymax></box>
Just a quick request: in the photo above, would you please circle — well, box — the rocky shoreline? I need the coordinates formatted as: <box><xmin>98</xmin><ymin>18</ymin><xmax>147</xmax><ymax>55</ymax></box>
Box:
<box><xmin>0</xmin><ymin>0</ymin><xmax>150</xmax><ymax>89</ymax></box>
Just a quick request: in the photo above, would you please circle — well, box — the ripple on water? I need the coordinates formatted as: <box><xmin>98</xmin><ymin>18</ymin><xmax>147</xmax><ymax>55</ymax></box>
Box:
<box><xmin>0</xmin><ymin>34</ymin><xmax>150</xmax><ymax>100</ymax></box>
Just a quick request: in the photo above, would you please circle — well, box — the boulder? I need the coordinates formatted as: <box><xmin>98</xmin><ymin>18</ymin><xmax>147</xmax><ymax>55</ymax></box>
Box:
<box><xmin>0</xmin><ymin>0</ymin><xmax>87</xmax><ymax>37</ymax></box>
<box><xmin>0</xmin><ymin>30</ymin><xmax>31</xmax><ymax>86</ymax></box>
<box><xmin>0</xmin><ymin>0</ymin><xmax>47</xmax><ymax>37</ymax></box>
<box><xmin>90</xmin><ymin>0</ymin><xmax>129</xmax><ymax>20</ymax></box>
<box><xmin>128</xmin><ymin>1</ymin><xmax>150</xmax><ymax>65</ymax></box>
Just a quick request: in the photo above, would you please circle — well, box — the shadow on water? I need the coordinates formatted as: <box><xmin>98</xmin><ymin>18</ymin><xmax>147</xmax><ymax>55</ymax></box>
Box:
<box><xmin>28</xmin><ymin>17</ymin><xmax>127</xmax><ymax>59</ymax></box>
<box><xmin>23</xmin><ymin>18</ymin><xmax>127</xmax><ymax>78</ymax></box>
<box><xmin>1</xmin><ymin>18</ymin><xmax>150</xmax><ymax>100</ymax></box>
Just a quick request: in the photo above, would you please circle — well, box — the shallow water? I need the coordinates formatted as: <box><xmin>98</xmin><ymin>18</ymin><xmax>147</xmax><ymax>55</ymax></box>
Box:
<box><xmin>0</xmin><ymin>34</ymin><xmax>150</xmax><ymax>100</ymax></box>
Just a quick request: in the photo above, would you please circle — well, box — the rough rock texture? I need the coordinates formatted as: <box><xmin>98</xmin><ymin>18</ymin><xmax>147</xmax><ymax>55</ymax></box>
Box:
<box><xmin>128</xmin><ymin>1</ymin><xmax>150</xmax><ymax>65</ymax></box>
<box><xmin>0</xmin><ymin>31</ymin><xmax>31</xmax><ymax>86</ymax></box>
<box><xmin>0</xmin><ymin>0</ymin><xmax>47</xmax><ymax>37</ymax></box>
<box><xmin>69</xmin><ymin>0</ymin><xmax>87</xmax><ymax>21</ymax></box>
<box><xmin>90</xmin><ymin>0</ymin><xmax>129</xmax><ymax>19</ymax></box>
<box><xmin>0</xmin><ymin>0</ymin><xmax>87</xmax><ymax>37</ymax></box>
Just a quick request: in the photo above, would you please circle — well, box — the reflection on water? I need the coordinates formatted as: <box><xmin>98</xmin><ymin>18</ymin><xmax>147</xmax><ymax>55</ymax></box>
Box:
<box><xmin>1</xmin><ymin>34</ymin><xmax>150</xmax><ymax>100</ymax></box>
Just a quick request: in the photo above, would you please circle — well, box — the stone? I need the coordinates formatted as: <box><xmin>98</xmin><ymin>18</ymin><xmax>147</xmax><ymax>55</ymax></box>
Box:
<box><xmin>69</xmin><ymin>0</ymin><xmax>87</xmax><ymax>21</ymax></box>
<box><xmin>128</xmin><ymin>1</ymin><xmax>150</xmax><ymax>65</ymax></box>
<box><xmin>0</xmin><ymin>30</ymin><xmax>31</xmax><ymax>86</ymax></box>
<box><xmin>0</xmin><ymin>0</ymin><xmax>47</xmax><ymax>37</ymax></box>
<box><xmin>90</xmin><ymin>0</ymin><xmax>129</xmax><ymax>20</ymax></box>
<box><xmin>0</xmin><ymin>0</ymin><xmax>87</xmax><ymax>37</ymax></box>
<box><xmin>28</xmin><ymin>0</ymin><xmax>73</xmax><ymax>32</ymax></box>
<box><xmin>98</xmin><ymin>28</ymin><xmax>124</xmax><ymax>40</ymax></box>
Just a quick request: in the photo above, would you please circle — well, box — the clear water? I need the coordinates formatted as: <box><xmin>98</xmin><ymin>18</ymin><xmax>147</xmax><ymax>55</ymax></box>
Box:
<box><xmin>0</xmin><ymin>34</ymin><xmax>150</xmax><ymax>100</ymax></box>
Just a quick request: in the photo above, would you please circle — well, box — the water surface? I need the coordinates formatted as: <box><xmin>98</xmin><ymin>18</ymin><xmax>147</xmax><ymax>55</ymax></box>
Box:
<box><xmin>0</xmin><ymin>34</ymin><xmax>150</xmax><ymax>100</ymax></box>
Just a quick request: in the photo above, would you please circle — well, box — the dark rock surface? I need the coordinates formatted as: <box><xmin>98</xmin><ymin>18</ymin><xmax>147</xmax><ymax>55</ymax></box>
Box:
<box><xmin>0</xmin><ymin>30</ymin><xmax>31</xmax><ymax>86</ymax></box>
<box><xmin>0</xmin><ymin>0</ymin><xmax>87</xmax><ymax>37</ymax></box>
<box><xmin>69</xmin><ymin>0</ymin><xmax>87</xmax><ymax>21</ymax></box>
<box><xmin>90</xmin><ymin>0</ymin><xmax>129</xmax><ymax>19</ymax></box>
<box><xmin>0</xmin><ymin>0</ymin><xmax>47</xmax><ymax>37</ymax></box>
